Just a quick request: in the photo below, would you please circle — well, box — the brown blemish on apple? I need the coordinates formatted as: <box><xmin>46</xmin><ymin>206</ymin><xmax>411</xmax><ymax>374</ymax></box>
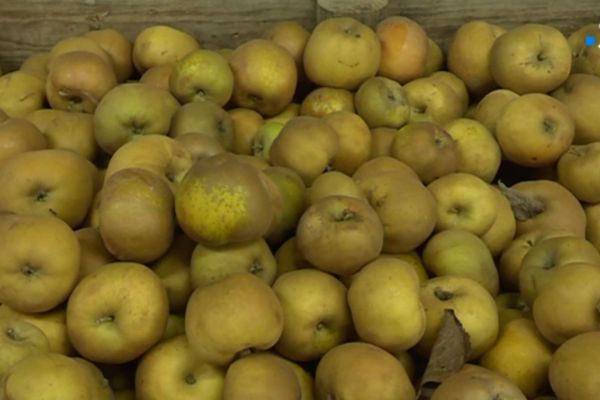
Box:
<box><xmin>542</xmin><ymin>118</ymin><xmax>556</xmax><ymax>134</ymax></box>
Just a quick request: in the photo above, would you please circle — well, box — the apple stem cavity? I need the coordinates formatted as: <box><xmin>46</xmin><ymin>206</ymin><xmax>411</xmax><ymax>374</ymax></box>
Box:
<box><xmin>433</xmin><ymin>287</ymin><xmax>454</xmax><ymax>301</ymax></box>
<box><xmin>498</xmin><ymin>181</ymin><xmax>546</xmax><ymax>221</ymax></box>
<box><xmin>336</xmin><ymin>208</ymin><xmax>356</xmax><ymax>222</ymax></box>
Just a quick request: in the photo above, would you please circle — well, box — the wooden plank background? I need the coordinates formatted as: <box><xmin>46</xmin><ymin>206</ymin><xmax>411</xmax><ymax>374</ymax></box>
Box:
<box><xmin>1</xmin><ymin>0</ymin><xmax>599</xmax><ymax>72</ymax></box>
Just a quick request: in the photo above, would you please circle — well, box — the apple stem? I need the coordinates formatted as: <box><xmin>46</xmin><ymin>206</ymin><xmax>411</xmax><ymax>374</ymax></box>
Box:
<box><xmin>498</xmin><ymin>181</ymin><xmax>546</xmax><ymax>222</ymax></box>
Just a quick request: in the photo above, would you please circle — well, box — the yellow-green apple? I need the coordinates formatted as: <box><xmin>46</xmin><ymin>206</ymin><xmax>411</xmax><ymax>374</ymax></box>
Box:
<box><xmin>84</xmin><ymin>28</ymin><xmax>133</xmax><ymax>82</ymax></box>
<box><xmin>93</xmin><ymin>83</ymin><xmax>180</xmax><ymax>154</ymax></box>
<box><xmin>270</xmin><ymin>116</ymin><xmax>339</xmax><ymax>185</ymax></box>
<box><xmin>175</xmin><ymin>153</ymin><xmax>275</xmax><ymax>246</ymax></box>
<box><xmin>0</xmin><ymin>352</ymin><xmax>111</xmax><ymax>399</ymax></box>
<box><xmin>190</xmin><ymin>238</ymin><xmax>277</xmax><ymax>289</ymax></box>
<box><xmin>0</xmin><ymin>317</ymin><xmax>50</xmax><ymax>376</ymax></box>
<box><xmin>548</xmin><ymin>331</ymin><xmax>600</xmax><ymax>400</ymax></box>
<box><xmin>347</xmin><ymin>257</ymin><xmax>425</xmax><ymax>352</ymax></box>
<box><xmin>431</xmin><ymin>364</ymin><xmax>527</xmax><ymax>400</ymax></box>
<box><xmin>533</xmin><ymin>263</ymin><xmax>600</xmax><ymax>345</ymax></box>
<box><xmin>274</xmin><ymin>237</ymin><xmax>313</xmax><ymax>278</ymax></box>
<box><xmin>489</xmin><ymin>24</ymin><xmax>571</xmax><ymax>94</ymax></box>
<box><xmin>303</xmin><ymin>17</ymin><xmax>380</xmax><ymax>90</ymax></box>
<box><xmin>27</xmin><ymin>109</ymin><xmax>97</xmax><ymax>161</ymax></box>
<box><xmin>552</xmin><ymin>74</ymin><xmax>600</xmax><ymax>144</ymax></box>
<box><xmin>0</xmin><ymin>71</ymin><xmax>46</xmax><ymax>117</ymax></box>
<box><xmin>0</xmin><ymin>304</ymin><xmax>73</xmax><ymax>355</ymax></box>
<box><xmin>447</xmin><ymin>20</ymin><xmax>506</xmax><ymax>96</ymax></box>
<box><xmin>369</xmin><ymin>127</ymin><xmax>397</xmax><ymax>158</ymax></box>
<box><xmin>418</xmin><ymin>276</ymin><xmax>499</xmax><ymax>360</ymax></box>
<box><xmin>252</xmin><ymin>120</ymin><xmax>284</xmax><ymax>161</ymax></box>
<box><xmin>480</xmin><ymin>185</ymin><xmax>517</xmax><ymax>256</ymax></box>
<box><xmin>568</xmin><ymin>23</ymin><xmax>600</xmax><ymax>77</ymax></box>
<box><xmin>423</xmin><ymin>228</ymin><xmax>500</xmax><ymax>295</ymax></box>
<box><xmin>66</xmin><ymin>262</ymin><xmax>169</xmax><ymax>363</ymax></box>
<box><xmin>495</xmin><ymin>292</ymin><xmax>532</xmax><ymax>329</ymax></box>
<box><xmin>262</xmin><ymin>20</ymin><xmax>310</xmax><ymax>70</ymax></box>
<box><xmin>403</xmin><ymin>76</ymin><xmax>466</xmax><ymax>124</ymax></box>
<box><xmin>185</xmin><ymin>272</ymin><xmax>283</xmax><ymax>366</ymax></box>
<box><xmin>103</xmin><ymin>134</ymin><xmax>194</xmax><ymax>192</ymax></box>
<box><xmin>323</xmin><ymin>111</ymin><xmax>371</xmax><ymax>175</ymax></box>
<box><xmin>354</xmin><ymin>163</ymin><xmax>437</xmax><ymax>253</ymax></box>
<box><xmin>315</xmin><ymin>342</ymin><xmax>415</xmax><ymax>400</ymax></box>
<box><xmin>307</xmin><ymin>170</ymin><xmax>364</xmax><ymax>206</ymax></box>
<box><xmin>150</xmin><ymin>233</ymin><xmax>194</xmax><ymax>313</ymax></box>
<box><xmin>424</xmin><ymin>37</ymin><xmax>444</xmax><ymax>76</ymax></box>
<box><xmin>228</xmin><ymin>107</ymin><xmax>264</xmax><ymax>155</ymax></box>
<box><xmin>480</xmin><ymin>318</ymin><xmax>553</xmax><ymax>398</ymax></box>
<box><xmin>175</xmin><ymin>132</ymin><xmax>225</xmax><ymax>162</ymax></box>
<box><xmin>46</xmin><ymin>51</ymin><xmax>117</xmax><ymax>113</ymax></box>
<box><xmin>262</xmin><ymin>166</ymin><xmax>307</xmax><ymax>244</ymax></box>
<box><xmin>442</xmin><ymin>118</ymin><xmax>501</xmax><ymax>182</ymax></box>
<box><xmin>586</xmin><ymin>203</ymin><xmax>600</xmax><ymax>252</ymax></box>
<box><xmin>376</xmin><ymin>16</ymin><xmax>428</xmax><ymax>83</ymax></box>
<box><xmin>19</xmin><ymin>52</ymin><xmax>50</xmax><ymax>80</ymax></box>
<box><xmin>495</xmin><ymin>93</ymin><xmax>574</xmax><ymax>167</ymax></box>
<box><xmin>223</xmin><ymin>352</ymin><xmax>301</xmax><ymax>400</ymax></box>
<box><xmin>273</xmin><ymin>268</ymin><xmax>351</xmax><ymax>361</ymax></box>
<box><xmin>498</xmin><ymin>229</ymin><xmax>576</xmax><ymax>292</ymax></box>
<box><xmin>354</xmin><ymin>76</ymin><xmax>410</xmax><ymax>129</ymax></box>
<box><xmin>0</xmin><ymin>117</ymin><xmax>46</xmax><ymax>164</ymax></box>
<box><xmin>558</xmin><ymin>143</ymin><xmax>600</xmax><ymax>202</ymax></box>
<box><xmin>391</xmin><ymin>121</ymin><xmax>458</xmax><ymax>183</ymax></box>
<box><xmin>500</xmin><ymin>179</ymin><xmax>586</xmax><ymax>238</ymax></box>
<box><xmin>132</xmin><ymin>25</ymin><xmax>200</xmax><ymax>73</ymax></box>
<box><xmin>75</xmin><ymin>226</ymin><xmax>115</xmax><ymax>281</ymax></box>
<box><xmin>429</xmin><ymin>71</ymin><xmax>470</xmax><ymax>113</ymax></box>
<box><xmin>0</xmin><ymin>148</ymin><xmax>96</xmax><ymax>227</ymax></box>
<box><xmin>169</xmin><ymin>100</ymin><xmax>233</xmax><ymax>151</ymax></box>
<box><xmin>427</xmin><ymin>172</ymin><xmax>498</xmax><ymax>235</ymax></box>
<box><xmin>471</xmin><ymin>88</ymin><xmax>519</xmax><ymax>134</ymax></box>
<box><xmin>48</xmin><ymin>35</ymin><xmax>112</xmax><ymax>67</ymax></box>
<box><xmin>135</xmin><ymin>334</ymin><xmax>225</xmax><ymax>400</ymax></box>
<box><xmin>169</xmin><ymin>49</ymin><xmax>234</xmax><ymax>106</ymax></box>
<box><xmin>296</xmin><ymin>195</ymin><xmax>383</xmax><ymax>276</ymax></box>
<box><xmin>139</xmin><ymin>63</ymin><xmax>174</xmax><ymax>90</ymax></box>
<box><xmin>99</xmin><ymin>168</ymin><xmax>175</xmax><ymax>263</ymax></box>
<box><xmin>229</xmin><ymin>39</ymin><xmax>297</xmax><ymax>116</ymax></box>
<box><xmin>300</xmin><ymin>87</ymin><xmax>355</xmax><ymax>117</ymax></box>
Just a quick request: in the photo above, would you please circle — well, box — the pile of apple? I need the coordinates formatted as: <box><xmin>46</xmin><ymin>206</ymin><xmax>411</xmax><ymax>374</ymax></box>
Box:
<box><xmin>1</xmin><ymin>13</ymin><xmax>600</xmax><ymax>400</ymax></box>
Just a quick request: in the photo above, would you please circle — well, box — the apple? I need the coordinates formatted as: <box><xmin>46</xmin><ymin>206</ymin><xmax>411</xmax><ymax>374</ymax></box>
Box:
<box><xmin>300</xmin><ymin>86</ymin><xmax>355</xmax><ymax>117</ymax></box>
<box><xmin>0</xmin><ymin>71</ymin><xmax>46</xmax><ymax>118</ymax></box>
<box><xmin>354</xmin><ymin>76</ymin><xmax>410</xmax><ymax>129</ymax></box>
<box><xmin>0</xmin><ymin>117</ymin><xmax>47</xmax><ymax>164</ymax></box>
<box><xmin>303</xmin><ymin>17</ymin><xmax>380</xmax><ymax>90</ymax></box>
<box><xmin>489</xmin><ymin>24</ymin><xmax>571</xmax><ymax>94</ymax></box>
<box><xmin>84</xmin><ymin>28</ymin><xmax>134</xmax><ymax>82</ymax></box>
<box><xmin>132</xmin><ymin>25</ymin><xmax>200</xmax><ymax>73</ymax></box>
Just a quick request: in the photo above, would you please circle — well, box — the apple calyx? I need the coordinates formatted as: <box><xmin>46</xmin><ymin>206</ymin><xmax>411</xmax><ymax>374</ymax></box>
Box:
<box><xmin>235</xmin><ymin>347</ymin><xmax>255</xmax><ymax>359</ymax></box>
<box><xmin>5</xmin><ymin>327</ymin><xmax>20</xmax><ymax>341</ymax></box>
<box><xmin>21</xmin><ymin>264</ymin><xmax>39</xmax><ymax>278</ymax></box>
<box><xmin>498</xmin><ymin>180</ymin><xmax>546</xmax><ymax>222</ymax></box>
<box><xmin>184</xmin><ymin>373</ymin><xmax>197</xmax><ymax>385</ymax></box>
<box><xmin>433</xmin><ymin>287</ymin><xmax>454</xmax><ymax>301</ymax></box>
<box><xmin>249</xmin><ymin>259</ymin><xmax>264</xmax><ymax>274</ymax></box>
